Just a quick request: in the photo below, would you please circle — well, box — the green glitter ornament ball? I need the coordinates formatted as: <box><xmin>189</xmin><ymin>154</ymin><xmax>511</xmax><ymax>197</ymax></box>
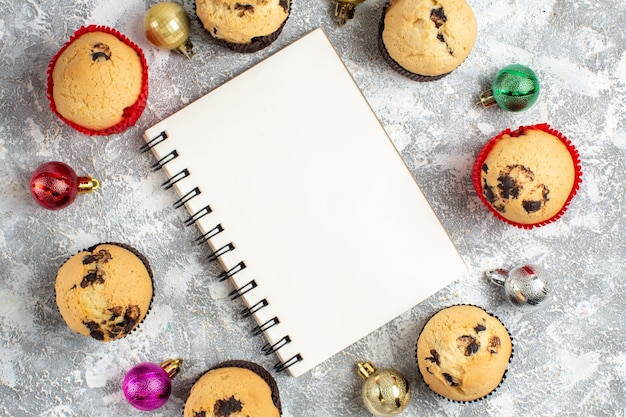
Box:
<box><xmin>479</xmin><ymin>64</ymin><xmax>540</xmax><ymax>112</ymax></box>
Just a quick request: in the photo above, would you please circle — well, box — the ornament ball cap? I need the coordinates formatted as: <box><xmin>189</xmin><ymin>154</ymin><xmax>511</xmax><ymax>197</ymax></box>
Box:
<box><xmin>486</xmin><ymin>268</ymin><xmax>509</xmax><ymax>287</ymax></box>
<box><xmin>77</xmin><ymin>176</ymin><xmax>100</xmax><ymax>194</ymax></box>
<box><xmin>161</xmin><ymin>358</ymin><xmax>183</xmax><ymax>379</ymax></box>
<box><xmin>335</xmin><ymin>0</ymin><xmax>366</xmax><ymax>25</ymax></box>
<box><xmin>176</xmin><ymin>39</ymin><xmax>195</xmax><ymax>60</ymax></box>
<box><xmin>357</xmin><ymin>361</ymin><xmax>377</xmax><ymax>380</ymax></box>
<box><xmin>477</xmin><ymin>90</ymin><xmax>497</xmax><ymax>108</ymax></box>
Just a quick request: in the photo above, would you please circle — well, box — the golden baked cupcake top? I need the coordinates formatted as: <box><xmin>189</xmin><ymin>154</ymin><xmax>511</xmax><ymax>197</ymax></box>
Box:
<box><xmin>417</xmin><ymin>305</ymin><xmax>512</xmax><ymax>402</ymax></box>
<box><xmin>381</xmin><ymin>0</ymin><xmax>477</xmax><ymax>77</ymax></box>
<box><xmin>184</xmin><ymin>365</ymin><xmax>281</xmax><ymax>417</ymax></box>
<box><xmin>479</xmin><ymin>128</ymin><xmax>577</xmax><ymax>226</ymax></box>
<box><xmin>196</xmin><ymin>0</ymin><xmax>290</xmax><ymax>45</ymax></box>
<box><xmin>49</xmin><ymin>28</ymin><xmax>145</xmax><ymax>132</ymax></box>
<box><xmin>55</xmin><ymin>243</ymin><xmax>153</xmax><ymax>342</ymax></box>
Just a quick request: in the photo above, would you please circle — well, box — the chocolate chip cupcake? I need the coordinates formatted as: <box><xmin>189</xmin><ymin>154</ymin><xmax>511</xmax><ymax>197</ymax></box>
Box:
<box><xmin>379</xmin><ymin>0</ymin><xmax>477</xmax><ymax>81</ymax></box>
<box><xmin>195</xmin><ymin>0</ymin><xmax>290</xmax><ymax>53</ymax></box>
<box><xmin>47</xmin><ymin>25</ymin><xmax>149</xmax><ymax>135</ymax></box>
<box><xmin>472</xmin><ymin>124</ymin><xmax>582</xmax><ymax>229</ymax></box>
<box><xmin>184</xmin><ymin>360</ymin><xmax>281</xmax><ymax>417</ymax></box>
<box><xmin>416</xmin><ymin>305</ymin><xmax>513</xmax><ymax>402</ymax></box>
<box><xmin>55</xmin><ymin>243</ymin><xmax>153</xmax><ymax>342</ymax></box>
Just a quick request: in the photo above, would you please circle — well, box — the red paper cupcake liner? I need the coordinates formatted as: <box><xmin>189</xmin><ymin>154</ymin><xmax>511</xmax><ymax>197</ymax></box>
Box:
<box><xmin>471</xmin><ymin>123</ymin><xmax>583</xmax><ymax>229</ymax></box>
<box><xmin>46</xmin><ymin>25</ymin><xmax>149</xmax><ymax>136</ymax></box>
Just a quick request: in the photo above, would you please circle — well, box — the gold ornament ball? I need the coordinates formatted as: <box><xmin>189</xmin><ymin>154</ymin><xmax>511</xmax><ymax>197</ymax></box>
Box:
<box><xmin>357</xmin><ymin>362</ymin><xmax>411</xmax><ymax>417</ymax></box>
<box><xmin>144</xmin><ymin>2</ymin><xmax>194</xmax><ymax>58</ymax></box>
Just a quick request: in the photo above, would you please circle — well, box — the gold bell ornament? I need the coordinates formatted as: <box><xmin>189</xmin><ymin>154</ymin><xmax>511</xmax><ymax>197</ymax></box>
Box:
<box><xmin>144</xmin><ymin>2</ymin><xmax>194</xmax><ymax>58</ymax></box>
<box><xmin>357</xmin><ymin>361</ymin><xmax>411</xmax><ymax>417</ymax></box>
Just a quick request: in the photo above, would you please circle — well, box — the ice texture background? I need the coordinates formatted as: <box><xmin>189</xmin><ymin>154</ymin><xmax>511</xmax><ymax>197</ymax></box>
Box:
<box><xmin>0</xmin><ymin>0</ymin><xmax>625</xmax><ymax>416</ymax></box>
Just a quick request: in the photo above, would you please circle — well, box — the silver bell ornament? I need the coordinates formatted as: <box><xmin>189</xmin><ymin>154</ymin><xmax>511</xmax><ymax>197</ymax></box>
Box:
<box><xmin>357</xmin><ymin>361</ymin><xmax>411</xmax><ymax>417</ymax></box>
<box><xmin>487</xmin><ymin>264</ymin><xmax>550</xmax><ymax>308</ymax></box>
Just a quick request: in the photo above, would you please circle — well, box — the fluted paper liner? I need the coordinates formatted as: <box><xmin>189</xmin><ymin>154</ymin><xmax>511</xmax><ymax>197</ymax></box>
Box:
<box><xmin>195</xmin><ymin>1</ymin><xmax>291</xmax><ymax>53</ymax></box>
<box><xmin>415</xmin><ymin>304</ymin><xmax>514</xmax><ymax>403</ymax></box>
<box><xmin>184</xmin><ymin>360</ymin><xmax>282</xmax><ymax>415</ymax></box>
<box><xmin>378</xmin><ymin>3</ymin><xmax>451</xmax><ymax>82</ymax></box>
<box><xmin>46</xmin><ymin>25</ymin><xmax>149</xmax><ymax>136</ymax></box>
<box><xmin>471</xmin><ymin>123</ymin><xmax>583</xmax><ymax>229</ymax></box>
<box><xmin>54</xmin><ymin>242</ymin><xmax>154</xmax><ymax>341</ymax></box>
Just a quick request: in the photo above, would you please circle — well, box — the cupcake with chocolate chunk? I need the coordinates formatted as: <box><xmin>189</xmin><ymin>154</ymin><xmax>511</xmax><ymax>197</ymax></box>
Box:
<box><xmin>47</xmin><ymin>25</ymin><xmax>148</xmax><ymax>135</ymax></box>
<box><xmin>416</xmin><ymin>305</ymin><xmax>513</xmax><ymax>402</ymax></box>
<box><xmin>472</xmin><ymin>124</ymin><xmax>582</xmax><ymax>229</ymax></box>
<box><xmin>379</xmin><ymin>0</ymin><xmax>477</xmax><ymax>81</ymax></box>
<box><xmin>55</xmin><ymin>243</ymin><xmax>153</xmax><ymax>342</ymax></box>
<box><xmin>195</xmin><ymin>0</ymin><xmax>290</xmax><ymax>53</ymax></box>
<box><xmin>184</xmin><ymin>360</ymin><xmax>281</xmax><ymax>417</ymax></box>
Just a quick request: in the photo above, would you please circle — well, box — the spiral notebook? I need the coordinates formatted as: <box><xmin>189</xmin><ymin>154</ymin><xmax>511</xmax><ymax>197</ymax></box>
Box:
<box><xmin>142</xmin><ymin>28</ymin><xmax>466</xmax><ymax>377</ymax></box>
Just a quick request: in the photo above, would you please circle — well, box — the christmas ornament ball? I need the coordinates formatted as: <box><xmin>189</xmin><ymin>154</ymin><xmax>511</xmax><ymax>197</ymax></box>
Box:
<box><xmin>123</xmin><ymin>359</ymin><xmax>182</xmax><ymax>411</ymax></box>
<box><xmin>30</xmin><ymin>161</ymin><xmax>78</xmax><ymax>210</ymax></box>
<box><xmin>478</xmin><ymin>64</ymin><xmax>540</xmax><ymax>112</ymax></box>
<box><xmin>357</xmin><ymin>362</ymin><xmax>411</xmax><ymax>417</ymax></box>
<box><xmin>30</xmin><ymin>161</ymin><xmax>100</xmax><ymax>210</ymax></box>
<box><xmin>144</xmin><ymin>2</ymin><xmax>194</xmax><ymax>58</ymax></box>
<box><xmin>488</xmin><ymin>264</ymin><xmax>550</xmax><ymax>307</ymax></box>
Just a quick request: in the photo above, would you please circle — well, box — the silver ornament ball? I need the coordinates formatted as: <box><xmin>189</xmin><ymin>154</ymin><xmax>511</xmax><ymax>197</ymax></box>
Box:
<box><xmin>487</xmin><ymin>264</ymin><xmax>550</xmax><ymax>308</ymax></box>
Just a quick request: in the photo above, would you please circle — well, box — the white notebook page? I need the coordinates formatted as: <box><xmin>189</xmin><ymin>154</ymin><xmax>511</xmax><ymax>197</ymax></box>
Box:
<box><xmin>144</xmin><ymin>28</ymin><xmax>466</xmax><ymax>377</ymax></box>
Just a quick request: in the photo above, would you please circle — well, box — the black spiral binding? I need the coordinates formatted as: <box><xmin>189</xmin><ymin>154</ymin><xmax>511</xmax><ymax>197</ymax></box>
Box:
<box><xmin>207</xmin><ymin>243</ymin><xmax>235</xmax><ymax>263</ymax></box>
<box><xmin>262</xmin><ymin>336</ymin><xmax>291</xmax><ymax>354</ymax></box>
<box><xmin>141</xmin><ymin>130</ymin><xmax>168</xmax><ymax>152</ymax></box>
<box><xmin>252</xmin><ymin>317</ymin><xmax>280</xmax><ymax>336</ymax></box>
<box><xmin>174</xmin><ymin>187</ymin><xmax>201</xmax><ymax>209</ymax></box>
<box><xmin>184</xmin><ymin>205</ymin><xmax>212</xmax><ymax>227</ymax></box>
<box><xmin>162</xmin><ymin>169</ymin><xmax>189</xmax><ymax>190</ymax></box>
<box><xmin>151</xmin><ymin>150</ymin><xmax>178</xmax><ymax>171</ymax></box>
<box><xmin>144</xmin><ymin>130</ymin><xmax>303</xmax><ymax>374</ymax></box>
<box><xmin>229</xmin><ymin>280</ymin><xmax>257</xmax><ymax>300</ymax></box>
<box><xmin>196</xmin><ymin>224</ymin><xmax>223</xmax><ymax>244</ymax></box>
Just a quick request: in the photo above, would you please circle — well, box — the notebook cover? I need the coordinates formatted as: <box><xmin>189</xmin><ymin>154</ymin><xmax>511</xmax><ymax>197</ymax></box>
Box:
<box><xmin>143</xmin><ymin>28</ymin><xmax>467</xmax><ymax>377</ymax></box>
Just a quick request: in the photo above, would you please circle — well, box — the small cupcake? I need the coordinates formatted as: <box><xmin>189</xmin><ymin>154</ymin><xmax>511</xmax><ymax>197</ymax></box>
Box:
<box><xmin>379</xmin><ymin>0</ymin><xmax>477</xmax><ymax>81</ymax></box>
<box><xmin>195</xmin><ymin>0</ymin><xmax>290</xmax><ymax>53</ymax></box>
<box><xmin>184</xmin><ymin>360</ymin><xmax>281</xmax><ymax>417</ymax></box>
<box><xmin>47</xmin><ymin>25</ymin><xmax>149</xmax><ymax>135</ymax></box>
<box><xmin>55</xmin><ymin>243</ymin><xmax>153</xmax><ymax>342</ymax></box>
<box><xmin>416</xmin><ymin>305</ymin><xmax>513</xmax><ymax>402</ymax></box>
<box><xmin>472</xmin><ymin>124</ymin><xmax>582</xmax><ymax>229</ymax></box>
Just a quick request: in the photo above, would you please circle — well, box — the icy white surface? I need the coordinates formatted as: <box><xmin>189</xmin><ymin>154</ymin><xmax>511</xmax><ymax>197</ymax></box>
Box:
<box><xmin>0</xmin><ymin>0</ymin><xmax>624</xmax><ymax>416</ymax></box>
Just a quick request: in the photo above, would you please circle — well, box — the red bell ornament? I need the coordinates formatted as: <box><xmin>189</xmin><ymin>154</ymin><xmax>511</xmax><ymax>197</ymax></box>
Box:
<box><xmin>30</xmin><ymin>161</ymin><xmax>99</xmax><ymax>210</ymax></box>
